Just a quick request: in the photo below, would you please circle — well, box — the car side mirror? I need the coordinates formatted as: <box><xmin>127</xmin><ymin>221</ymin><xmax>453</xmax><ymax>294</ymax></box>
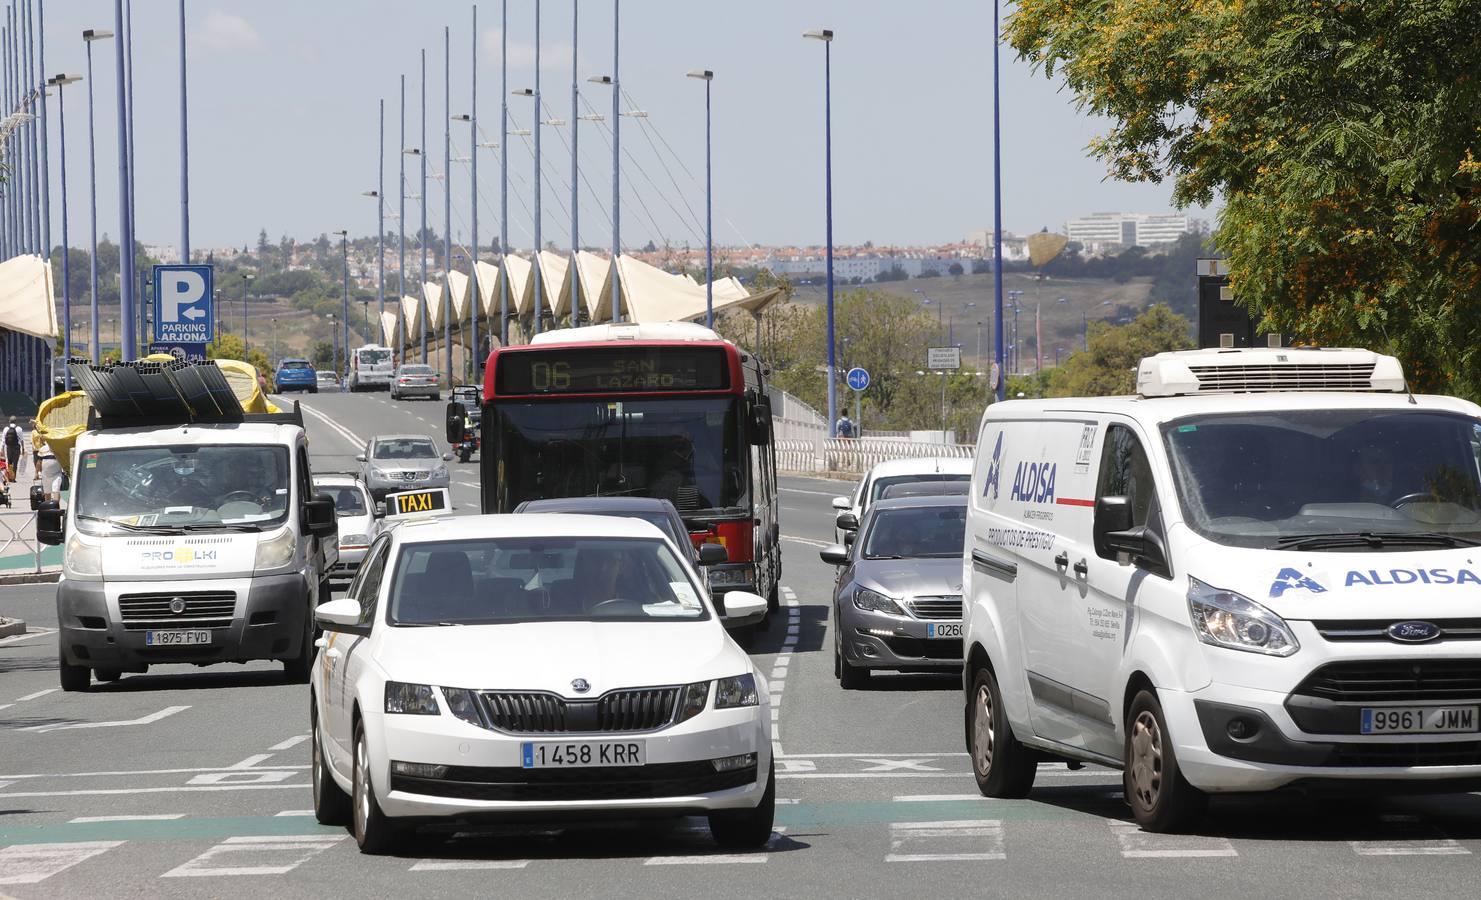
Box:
<box><xmin>843</xmin><ymin>531</ymin><xmax>856</xmax><ymax>547</ymax></box>
<box><xmin>355</xmin><ymin>453</ymin><xmax>366</xmax><ymax>463</ymax></box>
<box><xmin>442</xmin><ymin>452</ymin><xmax>453</xmax><ymax>462</ymax></box>
<box><xmin>722</xmin><ymin>591</ymin><xmax>767</xmax><ymax>621</ymax></box>
<box><xmin>373</xmin><ymin>502</ymin><xmax>386</xmax><ymax>519</ymax></box>
<box><xmin>36</xmin><ymin>500</ymin><xmax>65</xmax><ymax>546</ymax></box>
<box><xmin>314</xmin><ymin>597</ymin><xmax>362</xmax><ymax>630</ymax></box>
<box><xmin>835</xmin><ymin>512</ymin><xmax>859</xmax><ymax>532</ymax></box>
<box><xmin>697</xmin><ymin>543</ymin><xmax>728</xmax><ymax>566</ymax></box>
<box><xmin>831</xmin><ymin>496</ymin><xmax>851</xmax><ymax>511</ymax></box>
<box><xmin>819</xmin><ymin>544</ymin><xmax>849</xmax><ymax>566</ymax></box>
<box><xmin>303</xmin><ymin>494</ymin><xmax>338</xmax><ymax>539</ymax></box>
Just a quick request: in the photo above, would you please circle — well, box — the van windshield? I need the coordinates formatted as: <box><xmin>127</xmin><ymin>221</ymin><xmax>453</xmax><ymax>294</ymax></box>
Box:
<box><xmin>74</xmin><ymin>445</ymin><xmax>291</xmax><ymax>534</ymax></box>
<box><xmin>1162</xmin><ymin>410</ymin><xmax>1481</xmax><ymax>550</ymax></box>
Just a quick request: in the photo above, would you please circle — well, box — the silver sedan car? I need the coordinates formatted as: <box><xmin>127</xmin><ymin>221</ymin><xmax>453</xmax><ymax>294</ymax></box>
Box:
<box><xmin>391</xmin><ymin>364</ymin><xmax>440</xmax><ymax>400</ymax></box>
<box><xmin>821</xmin><ymin>496</ymin><xmax>967</xmax><ymax>689</ymax></box>
<box><xmin>357</xmin><ymin>434</ymin><xmax>451</xmax><ymax>502</ymax></box>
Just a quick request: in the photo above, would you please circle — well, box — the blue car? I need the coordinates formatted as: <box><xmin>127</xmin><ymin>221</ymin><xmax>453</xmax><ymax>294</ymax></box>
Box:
<box><xmin>274</xmin><ymin>358</ymin><xmax>318</xmax><ymax>393</ymax></box>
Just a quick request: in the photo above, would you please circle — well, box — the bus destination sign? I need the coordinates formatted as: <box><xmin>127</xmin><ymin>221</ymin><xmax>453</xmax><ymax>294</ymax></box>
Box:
<box><xmin>497</xmin><ymin>347</ymin><xmax>730</xmax><ymax>394</ymax></box>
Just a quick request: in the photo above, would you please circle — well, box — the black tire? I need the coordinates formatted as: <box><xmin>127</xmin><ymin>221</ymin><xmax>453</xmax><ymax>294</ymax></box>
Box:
<box><xmin>312</xmin><ymin>700</ymin><xmax>351</xmax><ymax>826</ymax></box>
<box><xmin>1124</xmin><ymin>689</ymin><xmax>1206</xmax><ymax>833</ymax></box>
<box><xmin>839</xmin><ymin>656</ymin><xmax>870</xmax><ymax>690</ymax></box>
<box><xmin>282</xmin><ymin>600</ymin><xmax>315</xmax><ymax>684</ymax></box>
<box><xmin>94</xmin><ymin>668</ymin><xmax>122</xmax><ymax>683</ymax></box>
<box><xmin>708</xmin><ymin>760</ymin><xmax>775</xmax><ymax>849</ymax></box>
<box><xmin>58</xmin><ymin>654</ymin><xmax>90</xmax><ymax>692</ymax></box>
<box><xmin>352</xmin><ymin>720</ymin><xmax>399</xmax><ymax>853</ymax></box>
<box><xmin>310</xmin><ymin>386</ymin><xmax>319</xmax><ymax>394</ymax></box>
<box><xmin>969</xmin><ymin>666</ymin><xmax>1037</xmax><ymax>798</ymax></box>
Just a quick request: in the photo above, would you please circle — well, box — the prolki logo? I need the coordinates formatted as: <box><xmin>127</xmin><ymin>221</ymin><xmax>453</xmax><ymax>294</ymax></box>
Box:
<box><xmin>1269</xmin><ymin>567</ymin><xmax>1327</xmax><ymax>598</ymax></box>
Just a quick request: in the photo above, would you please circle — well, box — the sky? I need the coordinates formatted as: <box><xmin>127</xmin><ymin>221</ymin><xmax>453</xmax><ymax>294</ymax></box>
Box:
<box><xmin>31</xmin><ymin>1</ymin><xmax>1216</xmax><ymax>256</ymax></box>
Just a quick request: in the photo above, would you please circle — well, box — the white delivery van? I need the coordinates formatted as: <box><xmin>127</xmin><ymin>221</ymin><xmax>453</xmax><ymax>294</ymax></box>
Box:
<box><xmin>348</xmin><ymin>344</ymin><xmax>395</xmax><ymax>392</ymax></box>
<box><xmin>38</xmin><ymin>362</ymin><xmax>339</xmax><ymax>691</ymax></box>
<box><xmin>963</xmin><ymin>347</ymin><xmax>1481</xmax><ymax>831</ymax></box>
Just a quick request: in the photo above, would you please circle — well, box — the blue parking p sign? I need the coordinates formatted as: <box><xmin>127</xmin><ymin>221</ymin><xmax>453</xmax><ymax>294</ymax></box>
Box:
<box><xmin>153</xmin><ymin>264</ymin><xmax>214</xmax><ymax>344</ymax></box>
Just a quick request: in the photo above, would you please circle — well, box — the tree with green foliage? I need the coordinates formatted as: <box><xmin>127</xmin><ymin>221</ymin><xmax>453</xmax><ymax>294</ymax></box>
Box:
<box><xmin>311</xmin><ymin>341</ymin><xmax>335</xmax><ymax>369</ymax></box>
<box><xmin>205</xmin><ymin>331</ymin><xmax>274</xmax><ymax>388</ymax></box>
<box><xmin>1008</xmin><ymin>0</ymin><xmax>1481</xmax><ymax>394</ymax></box>
<box><xmin>1047</xmin><ymin>305</ymin><xmax>1193</xmax><ymax>397</ymax></box>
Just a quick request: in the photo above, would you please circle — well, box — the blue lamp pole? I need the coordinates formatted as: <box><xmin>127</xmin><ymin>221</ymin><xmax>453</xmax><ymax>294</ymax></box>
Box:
<box><xmin>442</xmin><ymin>26</ymin><xmax>452</xmax><ymax>386</ymax></box>
<box><xmin>686</xmin><ymin>69</ymin><xmax>713</xmax><ymax>329</ymax></box>
<box><xmin>334</xmin><ymin>230</ymin><xmax>349</xmax><ymax>384</ymax></box>
<box><xmin>804</xmin><ymin>28</ymin><xmax>836</xmax><ymax>435</ymax></box>
<box><xmin>82</xmin><ymin>28</ymin><xmax>110</xmax><ymax>363</ymax></box>
<box><xmin>111</xmin><ymin>0</ymin><xmax>135</xmax><ymax>360</ymax></box>
<box><xmin>420</xmin><ymin>49</ymin><xmax>428</xmax><ymax>364</ymax></box>
<box><xmin>37</xmin><ymin>1</ymin><xmax>51</xmax><ymax>260</ymax></box>
<box><xmin>467</xmin><ymin>4</ymin><xmax>479</xmax><ymax>371</ymax></box>
<box><xmin>50</xmin><ymin>74</ymin><xmax>80</xmax><ymax>386</ymax></box>
<box><xmin>499</xmin><ymin>0</ymin><xmax>509</xmax><ymax>344</ymax></box>
<box><xmin>991</xmin><ymin>0</ymin><xmax>1005</xmax><ymax>402</ymax></box>
<box><xmin>569</xmin><ymin>0</ymin><xmax>580</xmax><ymax>328</ymax></box>
<box><xmin>178</xmin><ymin>0</ymin><xmax>190</xmax><ymax>263</ymax></box>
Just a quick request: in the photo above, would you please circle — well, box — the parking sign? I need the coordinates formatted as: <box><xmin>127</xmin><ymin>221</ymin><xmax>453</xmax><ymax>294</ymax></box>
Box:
<box><xmin>153</xmin><ymin>264</ymin><xmax>214</xmax><ymax>344</ymax></box>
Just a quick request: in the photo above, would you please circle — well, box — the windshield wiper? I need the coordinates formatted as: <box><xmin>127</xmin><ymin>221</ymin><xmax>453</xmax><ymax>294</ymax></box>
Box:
<box><xmin>179</xmin><ymin>523</ymin><xmax>262</xmax><ymax>533</ymax></box>
<box><xmin>1273</xmin><ymin>531</ymin><xmax>1481</xmax><ymax>551</ymax></box>
<box><xmin>76</xmin><ymin>514</ymin><xmax>181</xmax><ymax>534</ymax></box>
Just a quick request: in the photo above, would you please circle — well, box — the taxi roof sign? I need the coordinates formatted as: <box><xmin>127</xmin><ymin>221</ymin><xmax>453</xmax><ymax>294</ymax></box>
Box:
<box><xmin>383</xmin><ymin>487</ymin><xmax>452</xmax><ymax>521</ymax></box>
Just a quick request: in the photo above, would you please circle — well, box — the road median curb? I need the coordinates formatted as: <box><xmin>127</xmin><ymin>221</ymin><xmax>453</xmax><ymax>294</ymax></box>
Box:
<box><xmin>0</xmin><ymin>616</ymin><xmax>26</xmax><ymax>637</ymax></box>
<box><xmin>0</xmin><ymin>570</ymin><xmax>61</xmax><ymax>586</ymax></box>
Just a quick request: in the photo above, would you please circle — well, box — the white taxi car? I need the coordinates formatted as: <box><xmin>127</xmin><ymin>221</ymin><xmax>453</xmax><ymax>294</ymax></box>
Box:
<box><xmin>308</xmin><ymin>511</ymin><xmax>774</xmax><ymax>854</ymax></box>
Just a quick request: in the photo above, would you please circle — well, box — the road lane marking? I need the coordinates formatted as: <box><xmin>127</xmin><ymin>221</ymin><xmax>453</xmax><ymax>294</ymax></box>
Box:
<box><xmin>162</xmin><ymin>834</ymin><xmax>345</xmax><ymax>878</ymax></box>
<box><xmin>268</xmin><ymin>735</ymin><xmax>308</xmax><ymax>752</ymax></box>
<box><xmin>411</xmin><ymin>859</ymin><xmax>531</xmax><ymax>870</ymax></box>
<box><xmin>20</xmin><ymin>705</ymin><xmax>190</xmax><ymax>733</ymax></box>
<box><xmin>861</xmin><ymin>758</ymin><xmax>945</xmax><ymax>773</ymax></box>
<box><xmin>0</xmin><ymin>765</ymin><xmax>308</xmax><ymax>780</ymax></box>
<box><xmin>299</xmin><ymin>402</ymin><xmax>366</xmax><ymax>449</ymax></box>
<box><xmin>886</xmin><ymin>820</ymin><xmax>1003</xmax><ymax>862</ymax></box>
<box><xmin>273</xmin><ymin>810</ymin><xmax>314</xmax><ymax>817</ymax></box>
<box><xmin>14</xmin><ymin>689</ymin><xmax>57</xmax><ymax>702</ymax></box>
<box><xmin>781</xmin><ymin>534</ymin><xmax>831</xmax><ymax>549</ymax></box>
<box><xmin>894</xmin><ymin>794</ymin><xmax>982</xmax><ymax>802</ymax></box>
<box><xmin>1111</xmin><ymin>821</ymin><xmax>1237</xmax><ymax>858</ymax></box>
<box><xmin>779</xmin><ymin>487</ymin><xmax>846</xmax><ymax>497</ymax></box>
<box><xmin>0</xmin><ymin>783</ymin><xmax>311</xmax><ymax>799</ymax></box>
<box><xmin>188</xmin><ymin>770</ymin><xmax>295</xmax><ymax>786</ymax></box>
<box><xmin>771</xmin><ymin>587</ymin><xmax>802</xmax><ymax>758</ymax></box>
<box><xmin>644</xmin><ymin>828</ymin><xmax>785</xmax><ymax>865</ymax></box>
<box><xmin>0</xmin><ymin>841</ymin><xmax>124</xmax><ymax>884</ymax></box>
<box><xmin>68</xmin><ymin>814</ymin><xmax>185</xmax><ymax>823</ymax></box>
<box><xmin>228</xmin><ymin>754</ymin><xmax>275</xmax><ymax>769</ymax></box>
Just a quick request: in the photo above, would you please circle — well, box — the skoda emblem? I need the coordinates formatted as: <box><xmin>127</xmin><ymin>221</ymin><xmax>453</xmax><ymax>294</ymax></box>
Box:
<box><xmin>571</xmin><ymin>678</ymin><xmax>591</xmax><ymax>694</ymax></box>
<box><xmin>1388</xmin><ymin>621</ymin><xmax>1441</xmax><ymax>643</ymax></box>
<box><xmin>169</xmin><ymin>597</ymin><xmax>187</xmax><ymax>615</ymax></box>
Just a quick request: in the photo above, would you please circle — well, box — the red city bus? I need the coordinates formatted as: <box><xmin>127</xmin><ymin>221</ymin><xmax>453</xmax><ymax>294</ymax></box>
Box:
<box><xmin>478</xmin><ymin>322</ymin><xmax>781</xmax><ymax>619</ymax></box>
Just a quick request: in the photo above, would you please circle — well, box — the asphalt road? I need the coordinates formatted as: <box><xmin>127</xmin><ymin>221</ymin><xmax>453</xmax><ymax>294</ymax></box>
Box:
<box><xmin>3</xmin><ymin>392</ymin><xmax>1481</xmax><ymax>897</ymax></box>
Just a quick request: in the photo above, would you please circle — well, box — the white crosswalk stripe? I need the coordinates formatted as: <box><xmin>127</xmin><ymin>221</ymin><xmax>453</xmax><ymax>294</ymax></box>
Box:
<box><xmin>1109</xmin><ymin>821</ymin><xmax>1238</xmax><ymax>858</ymax></box>
<box><xmin>161</xmin><ymin>834</ymin><xmax>345</xmax><ymax>878</ymax></box>
<box><xmin>0</xmin><ymin>841</ymin><xmax>124</xmax><ymax>885</ymax></box>
<box><xmin>886</xmin><ymin>820</ymin><xmax>1004</xmax><ymax>862</ymax></box>
<box><xmin>1350</xmin><ymin>815</ymin><xmax>1470</xmax><ymax>857</ymax></box>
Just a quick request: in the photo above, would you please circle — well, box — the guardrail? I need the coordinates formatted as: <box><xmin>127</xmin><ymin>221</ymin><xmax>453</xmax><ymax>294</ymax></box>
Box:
<box><xmin>776</xmin><ymin>436</ymin><xmax>975</xmax><ymax>476</ymax></box>
<box><xmin>0</xmin><ymin>506</ymin><xmax>44</xmax><ymax>574</ymax></box>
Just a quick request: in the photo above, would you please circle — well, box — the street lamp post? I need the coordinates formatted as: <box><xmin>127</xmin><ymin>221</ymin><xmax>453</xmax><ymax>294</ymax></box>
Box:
<box><xmin>568</xmin><ymin>0</ymin><xmax>581</xmax><ymax>328</ymax></box>
<box><xmin>178</xmin><ymin>0</ymin><xmax>189</xmax><ymax>262</ymax></box>
<box><xmin>82</xmin><ymin>28</ymin><xmax>111</xmax><ymax>364</ymax></box>
<box><xmin>686</xmin><ymin>69</ymin><xmax>713</xmax><ymax>328</ymax></box>
<box><xmin>803</xmin><ymin>27</ymin><xmax>836</xmax><ymax>436</ymax></box>
<box><xmin>240</xmin><ymin>272</ymin><xmax>253</xmax><ymax>352</ymax></box>
<box><xmin>513</xmin><ymin>83</ymin><xmax>541</xmax><ymax>335</ymax></box>
<box><xmin>364</xmin><ymin>183</ymin><xmax>383</xmax><ymax>343</ymax></box>
<box><xmin>501</xmin><ymin>1</ymin><xmax>510</xmax><ymax>342</ymax></box>
<box><xmin>49</xmin><ymin>73</ymin><xmax>81</xmax><ymax>388</ymax></box>
<box><xmin>328</xmin><ymin>312</ymin><xmax>336</xmax><ymax>382</ymax></box>
<box><xmin>420</xmin><ymin>49</ymin><xmax>428</xmax><ymax>364</ymax></box>
<box><xmin>111</xmin><ymin>0</ymin><xmax>136</xmax><ymax>360</ymax></box>
<box><xmin>333</xmin><ymin>229</ymin><xmax>348</xmax><ymax>387</ymax></box>
<box><xmin>442</xmin><ymin>26</ymin><xmax>452</xmax><ymax>386</ymax></box>
<box><xmin>399</xmin><ymin>74</ymin><xmax>407</xmax><ymax>358</ymax></box>
<box><xmin>272</xmin><ymin>317</ymin><xmax>278</xmax><ymax>364</ymax></box>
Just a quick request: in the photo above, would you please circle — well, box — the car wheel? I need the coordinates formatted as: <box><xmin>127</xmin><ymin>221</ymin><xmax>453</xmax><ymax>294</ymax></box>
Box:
<box><xmin>58</xmin><ymin>653</ymin><xmax>90</xmax><ymax>692</ymax></box>
<box><xmin>93</xmin><ymin>668</ymin><xmax>122</xmax><ymax>683</ymax></box>
<box><xmin>282</xmin><ymin>599</ymin><xmax>315</xmax><ymax>684</ymax></box>
<box><xmin>838</xmin><ymin>655</ymin><xmax>870</xmax><ymax>690</ymax></box>
<box><xmin>312</xmin><ymin>701</ymin><xmax>351</xmax><ymax>826</ymax></box>
<box><xmin>969</xmin><ymin>666</ymin><xmax>1036</xmax><ymax>798</ymax></box>
<box><xmin>310</xmin><ymin>386</ymin><xmax>319</xmax><ymax>394</ymax></box>
<box><xmin>352</xmin><ymin>719</ymin><xmax>398</xmax><ymax>853</ymax></box>
<box><xmin>1125</xmin><ymin>689</ymin><xmax>1206</xmax><ymax>833</ymax></box>
<box><xmin>707</xmin><ymin>759</ymin><xmax>775</xmax><ymax>849</ymax></box>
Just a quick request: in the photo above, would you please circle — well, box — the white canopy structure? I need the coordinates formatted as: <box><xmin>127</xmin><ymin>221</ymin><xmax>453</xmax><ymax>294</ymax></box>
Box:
<box><xmin>523</xmin><ymin>250</ymin><xmax>569</xmax><ymax>320</ymax></box>
<box><xmin>421</xmin><ymin>281</ymin><xmax>445</xmax><ymax>331</ymax></box>
<box><xmin>498</xmin><ymin>254</ymin><xmax>533</xmax><ymax>319</ymax></box>
<box><xmin>447</xmin><ymin>270</ymin><xmax>471</xmax><ymax>323</ymax></box>
<box><xmin>0</xmin><ymin>254</ymin><xmax>56</xmax><ymax>340</ymax></box>
<box><xmin>399</xmin><ymin>294</ymin><xmax>422</xmax><ymax>341</ymax></box>
<box><xmin>474</xmin><ymin>260</ymin><xmax>501</xmax><ymax>319</ymax></box>
<box><xmin>379</xmin><ymin>308</ymin><xmax>400</xmax><ymax>346</ymax></box>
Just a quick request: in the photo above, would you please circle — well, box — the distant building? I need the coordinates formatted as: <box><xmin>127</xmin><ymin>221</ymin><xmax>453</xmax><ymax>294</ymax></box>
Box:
<box><xmin>965</xmin><ymin>230</ymin><xmax>1029</xmax><ymax>262</ymax></box>
<box><xmin>143</xmin><ymin>244</ymin><xmax>180</xmax><ymax>265</ymax></box>
<box><xmin>1065</xmin><ymin>212</ymin><xmax>1192</xmax><ymax>252</ymax></box>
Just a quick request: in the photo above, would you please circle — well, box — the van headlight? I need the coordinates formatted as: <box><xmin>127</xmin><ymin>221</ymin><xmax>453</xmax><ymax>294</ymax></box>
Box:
<box><xmin>65</xmin><ymin>533</ymin><xmax>101</xmax><ymax>577</ymax></box>
<box><xmin>254</xmin><ymin>528</ymin><xmax>297</xmax><ymax>570</ymax></box>
<box><xmin>1187</xmin><ymin>577</ymin><xmax>1299</xmax><ymax>657</ymax></box>
<box><xmin>854</xmin><ymin>587</ymin><xmax>905</xmax><ymax>616</ymax></box>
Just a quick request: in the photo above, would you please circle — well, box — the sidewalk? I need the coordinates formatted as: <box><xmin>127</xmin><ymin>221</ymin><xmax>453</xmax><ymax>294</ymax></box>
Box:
<box><xmin>0</xmin><ymin>493</ymin><xmax>63</xmax><ymax>580</ymax></box>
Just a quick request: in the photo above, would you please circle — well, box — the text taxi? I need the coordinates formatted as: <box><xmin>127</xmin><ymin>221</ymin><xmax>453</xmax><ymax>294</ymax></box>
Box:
<box><xmin>963</xmin><ymin>348</ymin><xmax>1481</xmax><ymax>832</ymax></box>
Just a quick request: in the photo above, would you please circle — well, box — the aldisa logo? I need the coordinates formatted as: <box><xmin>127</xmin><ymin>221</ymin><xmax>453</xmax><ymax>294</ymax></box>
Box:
<box><xmin>1010</xmin><ymin>461</ymin><xmax>1057</xmax><ymax>504</ymax></box>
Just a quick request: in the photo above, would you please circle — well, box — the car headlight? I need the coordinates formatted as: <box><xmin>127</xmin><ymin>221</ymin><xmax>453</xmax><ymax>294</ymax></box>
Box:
<box><xmin>432</xmin><ymin>465</ymin><xmax>448</xmax><ymax>477</ymax></box>
<box><xmin>254</xmin><ymin>527</ymin><xmax>297</xmax><ymax>570</ymax></box>
<box><xmin>714</xmin><ymin>674</ymin><xmax>759</xmax><ymax>709</ymax></box>
<box><xmin>441</xmin><ymin>687</ymin><xmax>484</xmax><ymax>727</ymax></box>
<box><xmin>385</xmin><ymin>681</ymin><xmax>440</xmax><ymax>715</ymax></box>
<box><xmin>339</xmin><ymin>533</ymin><xmax>370</xmax><ymax>548</ymax></box>
<box><xmin>65</xmin><ymin>533</ymin><xmax>101</xmax><ymax>577</ymax></box>
<box><xmin>675</xmin><ymin>681</ymin><xmax>709</xmax><ymax>723</ymax></box>
<box><xmin>1187</xmin><ymin>577</ymin><xmax>1299</xmax><ymax>657</ymax></box>
<box><xmin>853</xmin><ymin>587</ymin><xmax>905</xmax><ymax>616</ymax></box>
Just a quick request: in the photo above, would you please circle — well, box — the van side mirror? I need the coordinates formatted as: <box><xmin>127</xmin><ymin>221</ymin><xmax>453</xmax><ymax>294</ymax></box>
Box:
<box><xmin>355</xmin><ymin>453</ymin><xmax>366</xmax><ymax>463</ymax></box>
<box><xmin>303</xmin><ymin>494</ymin><xmax>338</xmax><ymax>539</ymax></box>
<box><xmin>1093</xmin><ymin>496</ymin><xmax>1133</xmax><ymax>558</ymax></box>
<box><xmin>36</xmin><ymin>500</ymin><xmax>65</xmax><ymax>546</ymax></box>
<box><xmin>697</xmin><ymin>543</ymin><xmax>729</xmax><ymax>567</ymax></box>
<box><xmin>819</xmin><ymin>544</ymin><xmax>849</xmax><ymax>566</ymax></box>
<box><xmin>1094</xmin><ymin>495</ymin><xmax>1166</xmax><ymax>572</ymax></box>
<box><xmin>373</xmin><ymin>502</ymin><xmax>386</xmax><ymax>519</ymax></box>
<box><xmin>835</xmin><ymin>512</ymin><xmax>859</xmax><ymax>532</ymax></box>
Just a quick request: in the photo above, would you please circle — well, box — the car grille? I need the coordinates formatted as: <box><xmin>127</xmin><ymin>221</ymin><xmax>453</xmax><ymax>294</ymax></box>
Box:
<box><xmin>880</xmin><ymin>635</ymin><xmax>964</xmax><ymax>661</ymax></box>
<box><xmin>393</xmin><ymin>471</ymin><xmax>427</xmax><ymax>481</ymax></box>
<box><xmin>1293</xmin><ymin>660</ymin><xmax>1481</xmax><ymax>704</ymax></box>
<box><xmin>478</xmin><ymin>687</ymin><xmax>682</xmax><ymax>734</ymax></box>
<box><xmin>1327</xmin><ymin>741</ymin><xmax>1481</xmax><ymax>768</ymax></box>
<box><xmin>117</xmin><ymin>591</ymin><xmax>236</xmax><ymax>631</ymax></box>
<box><xmin>390</xmin><ymin>760</ymin><xmax>757</xmax><ymax>802</ymax></box>
<box><xmin>1313</xmin><ymin>619</ymin><xmax>1481</xmax><ymax>643</ymax></box>
<box><xmin>908</xmin><ymin>595</ymin><xmax>963</xmax><ymax>620</ymax></box>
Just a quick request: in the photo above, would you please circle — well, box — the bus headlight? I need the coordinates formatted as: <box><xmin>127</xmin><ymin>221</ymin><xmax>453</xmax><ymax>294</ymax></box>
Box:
<box><xmin>1188</xmin><ymin>578</ymin><xmax>1299</xmax><ymax>657</ymax></box>
<box><xmin>254</xmin><ymin>528</ymin><xmax>297</xmax><ymax>571</ymax></box>
<box><xmin>65</xmin><ymin>533</ymin><xmax>101</xmax><ymax>577</ymax></box>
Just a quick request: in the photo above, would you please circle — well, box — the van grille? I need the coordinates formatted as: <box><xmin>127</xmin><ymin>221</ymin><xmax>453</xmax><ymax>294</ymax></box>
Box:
<box><xmin>117</xmin><ymin>591</ymin><xmax>236</xmax><ymax>631</ymax></box>
<box><xmin>1292</xmin><ymin>660</ymin><xmax>1481</xmax><ymax>703</ymax></box>
<box><xmin>478</xmin><ymin>687</ymin><xmax>681</xmax><ymax>734</ymax></box>
<box><xmin>1188</xmin><ymin>363</ymin><xmax>1375</xmax><ymax>393</ymax></box>
<box><xmin>1314</xmin><ymin>619</ymin><xmax>1481</xmax><ymax>643</ymax></box>
<box><xmin>908</xmin><ymin>596</ymin><xmax>963</xmax><ymax>620</ymax></box>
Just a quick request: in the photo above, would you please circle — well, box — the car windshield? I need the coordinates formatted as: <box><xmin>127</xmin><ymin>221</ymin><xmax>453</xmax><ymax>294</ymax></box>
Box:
<box><xmin>358</xmin><ymin>349</ymin><xmax>392</xmax><ymax>365</ymax></box>
<box><xmin>492</xmin><ymin>397</ymin><xmax>746</xmax><ymax>513</ymax></box>
<box><xmin>862</xmin><ymin>504</ymin><xmax>966</xmax><ymax>559</ymax></box>
<box><xmin>868</xmin><ymin>473</ymin><xmax>970</xmax><ymax>506</ymax></box>
<box><xmin>1163</xmin><ymin>409</ymin><xmax>1481</xmax><ymax>549</ymax></box>
<box><xmin>402</xmin><ymin>365</ymin><xmax>434</xmax><ymax>375</ymax></box>
<box><xmin>373</xmin><ymin>438</ymin><xmax>436</xmax><ymax>460</ymax></box>
<box><xmin>318</xmin><ymin>484</ymin><xmax>367</xmax><ymax>516</ymax></box>
<box><xmin>388</xmin><ymin>537</ymin><xmax>709</xmax><ymax>624</ymax></box>
<box><xmin>74</xmin><ymin>444</ymin><xmax>291</xmax><ymax>532</ymax></box>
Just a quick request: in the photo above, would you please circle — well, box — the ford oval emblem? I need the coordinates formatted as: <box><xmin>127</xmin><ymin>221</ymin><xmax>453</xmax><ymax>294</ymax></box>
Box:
<box><xmin>169</xmin><ymin>597</ymin><xmax>187</xmax><ymax>615</ymax></box>
<box><xmin>571</xmin><ymin>678</ymin><xmax>591</xmax><ymax>694</ymax></box>
<box><xmin>1387</xmin><ymin>621</ymin><xmax>1441</xmax><ymax>643</ymax></box>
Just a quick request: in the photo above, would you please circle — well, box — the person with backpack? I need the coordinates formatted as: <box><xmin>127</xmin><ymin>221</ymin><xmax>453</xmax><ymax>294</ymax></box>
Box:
<box><xmin>835</xmin><ymin>414</ymin><xmax>856</xmax><ymax>439</ymax></box>
<box><xmin>2</xmin><ymin>417</ymin><xmax>22</xmax><ymax>483</ymax></box>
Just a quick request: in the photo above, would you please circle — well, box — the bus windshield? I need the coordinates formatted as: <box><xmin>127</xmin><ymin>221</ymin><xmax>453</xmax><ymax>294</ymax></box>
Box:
<box><xmin>492</xmin><ymin>397</ymin><xmax>747</xmax><ymax>513</ymax></box>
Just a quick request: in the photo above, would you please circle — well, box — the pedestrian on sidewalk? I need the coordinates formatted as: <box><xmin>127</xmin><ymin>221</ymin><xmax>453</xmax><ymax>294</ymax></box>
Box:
<box><xmin>835</xmin><ymin>414</ymin><xmax>856</xmax><ymax>439</ymax></box>
<box><xmin>30</xmin><ymin>419</ymin><xmax>43</xmax><ymax>482</ymax></box>
<box><xmin>2</xmin><ymin>417</ymin><xmax>22</xmax><ymax>483</ymax></box>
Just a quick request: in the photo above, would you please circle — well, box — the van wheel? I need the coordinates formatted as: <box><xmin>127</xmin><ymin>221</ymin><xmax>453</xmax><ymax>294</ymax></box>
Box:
<box><xmin>282</xmin><ymin>600</ymin><xmax>315</xmax><ymax>684</ymax></box>
<box><xmin>707</xmin><ymin>760</ymin><xmax>775</xmax><ymax>849</ymax></box>
<box><xmin>969</xmin><ymin>667</ymin><xmax>1036</xmax><ymax>798</ymax></box>
<box><xmin>1124</xmin><ymin>689</ymin><xmax>1206</xmax><ymax>833</ymax></box>
<box><xmin>312</xmin><ymin>702</ymin><xmax>351</xmax><ymax>826</ymax></box>
<box><xmin>352</xmin><ymin>720</ymin><xmax>399</xmax><ymax>853</ymax></box>
<box><xmin>58</xmin><ymin>654</ymin><xmax>90</xmax><ymax>692</ymax></box>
